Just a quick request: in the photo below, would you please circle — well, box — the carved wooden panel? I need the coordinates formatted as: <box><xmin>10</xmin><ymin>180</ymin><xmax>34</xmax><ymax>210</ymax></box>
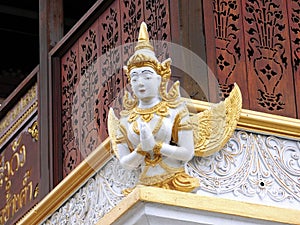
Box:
<box><xmin>288</xmin><ymin>0</ymin><xmax>300</xmax><ymax>118</ymax></box>
<box><xmin>61</xmin><ymin>21</ymin><xmax>101</xmax><ymax>177</ymax></box>
<box><xmin>61</xmin><ymin>42</ymin><xmax>80</xmax><ymax>177</ymax></box>
<box><xmin>204</xmin><ymin>0</ymin><xmax>298</xmax><ymax>118</ymax></box>
<box><xmin>97</xmin><ymin>0</ymin><xmax>122</xmax><ymax>143</ymax></box>
<box><xmin>204</xmin><ymin>0</ymin><xmax>249</xmax><ymax>107</ymax></box>
<box><xmin>215</xmin><ymin>0</ymin><xmax>248</xmax><ymax>103</ymax></box>
<box><xmin>242</xmin><ymin>0</ymin><xmax>296</xmax><ymax>117</ymax></box>
<box><xmin>144</xmin><ymin>0</ymin><xmax>171</xmax><ymax>62</ymax></box>
<box><xmin>76</xmin><ymin>21</ymin><xmax>101</xmax><ymax>159</ymax></box>
<box><xmin>120</xmin><ymin>0</ymin><xmax>144</xmax><ymax>89</ymax></box>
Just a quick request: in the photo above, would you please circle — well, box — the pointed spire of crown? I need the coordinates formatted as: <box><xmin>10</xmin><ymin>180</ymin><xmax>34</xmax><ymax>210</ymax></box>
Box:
<box><xmin>135</xmin><ymin>22</ymin><xmax>154</xmax><ymax>52</ymax></box>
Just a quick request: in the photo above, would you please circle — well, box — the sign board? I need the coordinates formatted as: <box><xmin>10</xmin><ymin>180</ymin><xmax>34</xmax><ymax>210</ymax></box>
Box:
<box><xmin>0</xmin><ymin>131</ymin><xmax>40</xmax><ymax>225</ymax></box>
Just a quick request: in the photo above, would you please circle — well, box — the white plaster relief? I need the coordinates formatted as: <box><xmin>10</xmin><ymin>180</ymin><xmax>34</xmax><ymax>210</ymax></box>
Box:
<box><xmin>188</xmin><ymin>130</ymin><xmax>300</xmax><ymax>208</ymax></box>
<box><xmin>42</xmin><ymin>158</ymin><xmax>139</xmax><ymax>225</ymax></box>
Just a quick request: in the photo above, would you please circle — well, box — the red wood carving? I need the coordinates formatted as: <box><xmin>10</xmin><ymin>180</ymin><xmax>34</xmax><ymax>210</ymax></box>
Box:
<box><xmin>214</xmin><ymin>0</ymin><xmax>249</xmax><ymax>103</ymax></box>
<box><xmin>120</xmin><ymin>0</ymin><xmax>144</xmax><ymax>89</ymax></box>
<box><xmin>97</xmin><ymin>0</ymin><xmax>122</xmax><ymax>142</ymax></box>
<box><xmin>204</xmin><ymin>0</ymin><xmax>297</xmax><ymax>117</ymax></box>
<box><xmin>76</xmin><ymin>21</ymin><xmax>101</xmax><ymax>159</ymax></box>
<box><xmin>61</xmin><ymin>42</ymin><xmax>80</xmax><ymax>177</ymax></box>
<box><xmin>288</xmin><ymin>0</ymin><xmax>300</xmax><ymax>118</ymax></box>
<box><xmin>144</xmin><ymin>0</ymin><xmax>171</xmax><ymax>62</ymax></box>
<box><xmin>204</xmin><ymin>0</ymin><xmax>249</xmax><ymax>107</ymax></box>
<box><xmin>121</xmin><ymin>0</ymin><xmax>144</xmax><ymax>44</ymax></box>
<box><xmin>242</xmin><ymin>0</ymin><xmax>296</xmax><ymax>117</ymax></box>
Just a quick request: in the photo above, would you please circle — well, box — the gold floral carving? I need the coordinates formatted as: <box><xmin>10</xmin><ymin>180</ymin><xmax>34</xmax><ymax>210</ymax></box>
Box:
<box><xmin>28</xmin><ymin>121</ymin><xmax>38</xmax><ymax>141</ymax></box>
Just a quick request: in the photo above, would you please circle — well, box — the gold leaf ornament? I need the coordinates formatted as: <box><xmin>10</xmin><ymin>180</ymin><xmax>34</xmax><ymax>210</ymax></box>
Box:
<box><xmin>184</xmin><ymin>83</ymin><xmax>242</xmax><ymax>157</ymax></box>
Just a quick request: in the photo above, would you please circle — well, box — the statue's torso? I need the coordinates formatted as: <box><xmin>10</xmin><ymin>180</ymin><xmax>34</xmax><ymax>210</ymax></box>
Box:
<box><xmin>120</xmin><ymin>101</ymin><xmax>187</xmax><ymax>185</ymax></box>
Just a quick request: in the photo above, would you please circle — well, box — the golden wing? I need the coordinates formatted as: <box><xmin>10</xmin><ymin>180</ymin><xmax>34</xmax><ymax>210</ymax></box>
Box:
<box><xmin>108</xmin><ymin>108</ymin><xmax>121</xmax><ymax>158</ymax></box>
<box><xmin>189</xmin><ymin>83</ymin><xmax>242</xmax><ymax>157</ymax></box>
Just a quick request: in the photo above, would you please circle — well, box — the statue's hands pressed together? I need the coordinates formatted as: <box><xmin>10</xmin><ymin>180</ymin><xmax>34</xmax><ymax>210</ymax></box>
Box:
<box><xmin>140</xmin><ymin>122</ymin><xmax>156</xmax><ymax>152</ymax></box>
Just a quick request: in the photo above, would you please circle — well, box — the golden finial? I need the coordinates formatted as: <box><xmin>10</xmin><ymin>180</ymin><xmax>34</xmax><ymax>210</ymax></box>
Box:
<box><xmin>135</xmin><ymin>22</ymin><xmax>154</xmax><ymax>51</ymax></box>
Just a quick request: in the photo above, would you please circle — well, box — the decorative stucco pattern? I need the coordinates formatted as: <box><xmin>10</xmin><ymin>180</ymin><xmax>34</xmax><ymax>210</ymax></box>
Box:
<box><xmin>188</xmin><ymin>130</ymin><xmax>300</xmax><ymax>209</ymax></box>
<box><xmin>42</xmin><ymin>130</ymin><xmax>300</xmax><ymax>224</ymax></box>
<box><xmin>42</xmin><ymin>158</ymin><xmax>139</xmax><ymax>225</ymax></box>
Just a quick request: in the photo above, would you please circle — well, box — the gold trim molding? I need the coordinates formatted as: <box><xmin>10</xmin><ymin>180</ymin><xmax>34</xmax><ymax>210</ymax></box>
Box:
<box><xmin>0</xmin><ymin>101</ymin><xmax>38</xmax><ymax>146</ymax></box>
<box><xmin>97</xmin><ymin>185</ymin><xmax>300</xmax><ymax>225</ymax></box>
<box><xmin>0</xmin><ymin>83</ymin><xmax>38</xmax><ymax>146</ymax></box>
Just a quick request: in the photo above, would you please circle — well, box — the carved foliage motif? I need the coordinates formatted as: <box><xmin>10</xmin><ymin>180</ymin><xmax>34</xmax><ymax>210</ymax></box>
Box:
<box><xmin>61</xmin><ymin>44</ymin><xmax>80</xmax><ymax>176</ymax></box>
<box><xmin>213</xmin><ymin>0</ymin><xmax>243</xmax><ymax>99</ymax></box>
<box><xmin>73</xmin><ymin>22</ymin><xmax>101</xmax><ymax>160</ymax></box>
<box><xmin>188</xmin><ymin>131</ymin><xmax>300</xmax><ymax>205</ymax></box>
<box><xmin>97</xmin><ymin>0</ymin><xmax>122</xmax><ymax>142</ymax></box>
<box><xmin>121</xmin><ymin>0</ymin><xmax>144</xmax><ymax>74</ymax></box>
<box><xmin>122</xmin><ymin>0</ymin><xmax>143</xmax><ymax>44</ymax></box>
<box><xmin>62</xmin><ymin>22</ymin><xmax>101</xmax><ymax>177</ymax></box>
<box><xmin>144</xmin><ymin>0</ymin><xmax>170</xmax><ymax>62</ymax></box>
<box><xmin>61</xmin><ymin>0</ymin><xmax>171</xmax><ymax>177</ymax></box>
<box><xmin>289</xmin><ymin>0</ymin><xmax>300</xmax><ymax>72</ymax></box>
<box><xmin>288</xmin><ymin>0</ymin><xmax>300</xmax><ymax>118</ymax></box>
<box><xmin>206</xmin><ymin>0</ymin><xmax>298</xmax><ymax>117</ymax></box>
<box><xmin>242</xmin><ymin>0</ymin><xmax>297</xmax><ymax>116</ymax></box>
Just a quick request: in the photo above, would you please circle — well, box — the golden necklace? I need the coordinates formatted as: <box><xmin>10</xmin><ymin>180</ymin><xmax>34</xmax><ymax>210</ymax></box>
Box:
<box><xmin>128</xmin><ymin>101</ymin><xmax>170</xmax><ymax>123</ymax></box>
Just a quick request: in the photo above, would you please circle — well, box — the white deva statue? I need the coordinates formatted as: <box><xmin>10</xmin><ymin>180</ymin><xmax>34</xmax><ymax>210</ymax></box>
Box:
<box><xmin>108</xmin><ymin>22</ymin><xmax>242</xmax><ymax>193</ymax></box>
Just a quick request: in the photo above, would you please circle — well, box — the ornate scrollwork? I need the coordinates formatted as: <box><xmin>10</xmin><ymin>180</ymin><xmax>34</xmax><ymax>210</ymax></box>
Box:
<box><xmin>42</xmin><ymin>157</ymin><xmax>139</xmax><ymax>225</ymax></box>
<box><xmin>145</xmin><ymin>0</ymin><xmax>170</xmax><ymax>62</ymax></box>
<box><xmin>72</xmin><ymin>23</ymin><xmax>100</xmax><ymax>159</ymax></box>
<box><xmin>188</xmin><ymin>130</ymin><xmax>300</xmax><ymax>205</ymax></box>
<box><xmin>61</xmin><ymin>45</ymin><xmax>80</xmax><ymax>177</ymax></box>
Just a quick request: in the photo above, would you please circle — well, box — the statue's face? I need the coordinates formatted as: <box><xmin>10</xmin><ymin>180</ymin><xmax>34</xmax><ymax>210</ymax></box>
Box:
<box><xmin>130</xmin><ymin>67</ymin><xmax>161</xmax><ymax>102</ymax></box>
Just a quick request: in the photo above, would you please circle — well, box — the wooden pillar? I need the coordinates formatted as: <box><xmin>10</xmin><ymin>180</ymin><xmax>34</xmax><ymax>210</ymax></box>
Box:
<box><xmin>38</xmin><ymin>0</ymin><xmax>63</xmax><ymax>196</ymax></box>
